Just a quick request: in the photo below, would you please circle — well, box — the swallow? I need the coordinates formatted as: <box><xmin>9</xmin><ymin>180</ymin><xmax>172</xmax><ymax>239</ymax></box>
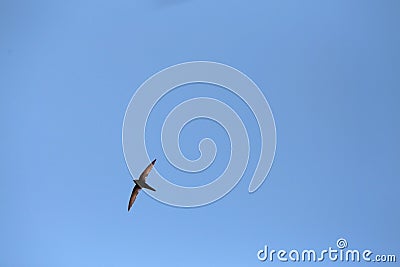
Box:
<box><xmin>128</xmin><ymin>159</ymin><xmax>156</xmax><ymax>211</ymax></box>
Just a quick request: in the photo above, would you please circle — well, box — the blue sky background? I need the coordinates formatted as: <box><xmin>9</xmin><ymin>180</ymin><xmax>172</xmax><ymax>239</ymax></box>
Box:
<box><xmin>1</xmin><ymin>0</ymin><xmax>399</xmax><ymax>266</ymax></box>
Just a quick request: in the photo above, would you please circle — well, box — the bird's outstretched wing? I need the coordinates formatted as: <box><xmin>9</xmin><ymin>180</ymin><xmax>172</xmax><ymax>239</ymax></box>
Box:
<box><xmin>139</xmin><ymin>159</ymin><xmax>156</xmax><ymax>181</ymax></box>
<box><xmin>128</xmin><ymin>185</ymin><xmax>140</xmax><ymax>211</ymax></box>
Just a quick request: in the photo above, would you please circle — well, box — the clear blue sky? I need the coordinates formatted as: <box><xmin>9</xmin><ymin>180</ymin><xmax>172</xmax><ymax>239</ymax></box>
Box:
<box><xmin>1</xmin><ymin>0</ymin><xmax>399</xmax><ymax>266</ymax></box>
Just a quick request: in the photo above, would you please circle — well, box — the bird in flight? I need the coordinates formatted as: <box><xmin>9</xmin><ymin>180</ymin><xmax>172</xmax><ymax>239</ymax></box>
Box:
<box><xmin>128</xmin><ymin>159</ymin><xmax>157</xmax><ymax>211</ymax></box>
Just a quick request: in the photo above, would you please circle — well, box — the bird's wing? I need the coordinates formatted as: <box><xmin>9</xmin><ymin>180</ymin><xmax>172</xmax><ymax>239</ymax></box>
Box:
<box><xmin>128</xmin><ymin>185</ymin><xmax>140</xmax><ymax>211</ymax></box>
<box><xmin>139</xmin><ymin>159</ymin><xmax>156</xmax><ymax>181</ymax></box>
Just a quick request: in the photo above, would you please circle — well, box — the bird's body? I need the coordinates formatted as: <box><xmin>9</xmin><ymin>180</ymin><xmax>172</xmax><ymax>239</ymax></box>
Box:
<box><xmin>128</xmin><ymin>159</ymin><xmax>156</xmax><ymax>211</ymax></box>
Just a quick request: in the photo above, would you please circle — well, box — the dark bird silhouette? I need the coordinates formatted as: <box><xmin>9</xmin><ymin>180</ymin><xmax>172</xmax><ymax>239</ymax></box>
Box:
<box><xmin>128</xmin><ymin>159</ymin><xmax>156</xmax><ymax>211</ymax></box>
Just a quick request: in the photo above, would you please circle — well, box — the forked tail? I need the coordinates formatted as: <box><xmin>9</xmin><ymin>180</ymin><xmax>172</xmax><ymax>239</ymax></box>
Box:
<box><xmin>134</xmin><ymin>179</ymin><xmax>156</xmax><ymax>191</ymax></box>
